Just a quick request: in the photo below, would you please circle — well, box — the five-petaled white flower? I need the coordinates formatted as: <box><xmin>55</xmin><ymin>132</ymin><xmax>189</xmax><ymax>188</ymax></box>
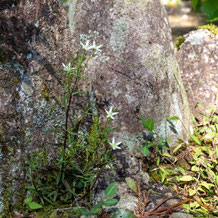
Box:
<box><xmin>62</xmin><ymin>62</ymin><xmax>75</xmax><ymax>72</ymax></box>
<box><xmin>109</xmin><ymin>137</ymin><xmax>122</xmax><ymax>150</ymax></box>
<box><xmin>80</xmin><ymin>40</ymin><xmax>93</xmax><ymax>51</ymax></box>
<box><xmin>105</xmin><ymin>106</ymin><xmax>118</xmax><ymax>120</ymax></box>
<box><xmin>91</xmin><ymin>41</ymin><xmax>102</xmax><ymax>52</ymax></box>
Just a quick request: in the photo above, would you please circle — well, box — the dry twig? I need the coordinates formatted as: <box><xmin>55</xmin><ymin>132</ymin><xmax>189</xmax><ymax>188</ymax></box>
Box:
<box><xmin>135</xmin><ymin>179</ymin><xmax>190</xmax><ymax>217</ymax></box>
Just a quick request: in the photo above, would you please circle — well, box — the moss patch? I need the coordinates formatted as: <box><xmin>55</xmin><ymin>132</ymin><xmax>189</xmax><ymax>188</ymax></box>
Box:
<box><xmin>175</xmin><ymin>36</ymin><xmax>185</xmax><ymax>50</ymax></box>
<box><xmin>198</xmin><ymin>24</ymin><xmax>218</xmax><ymax>35</ymax></box>
<box><xmin>41</xmin><ymin>83</ymin><xmax>50</xmax><ymax>102</ymax></box>
<box><xmin>31</xmin><ymin>204</ymin><xmax>80</xmax><ymax>218</ymax></box>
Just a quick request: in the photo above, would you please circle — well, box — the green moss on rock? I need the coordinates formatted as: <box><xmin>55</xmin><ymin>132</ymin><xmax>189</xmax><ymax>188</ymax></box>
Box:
<box><xmin>175</xmin><ymin>36</ymin><xmax>185</xmax><ymax>50</ymax></box>
<box><xmin>34</xmin><ymin>204</ymin><xmax>79</xmax><ymax>218</ymax></box>
<box><xmin>41</xmin><ymin>83</ymin><xmax>50</xmax><ymax>102</ymax></box>
<box><xmin>1</xmin><ymin>181</ymin><xmax>12</xmax><ymax>217</ymax></box>
<box><xmin>198</xmin><ymin>24</ymin><xmax>218</xmax><ymax>35</ymax></box>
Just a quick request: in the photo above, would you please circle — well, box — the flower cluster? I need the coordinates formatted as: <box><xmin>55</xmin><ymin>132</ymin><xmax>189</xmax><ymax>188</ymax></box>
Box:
<box><xmin>109</xmin><ymin>137</ymin><xmax>122</xmax><ymax>150</ymax></box>
<box><xmin>62</xmin><ymin>40</ymin><xmax>102</xmax><ymax>72</ymax></box>
<box><xmin>62</xmin><ymin>62</ymin><xmax>76</xmax><ymax>72</ymax></box>
<box><xmin>80</xmin><ymin>40</ymin><xmax>102</xmax><ymax>52</ymax></box>
<box><xmin>105</xmin><ymin>106</ymin><xmax>118</xmax><ymax>120</ymax></box>
<box><xmin>105</xmin><ymin>106</ymin><xmax>122</xmax><ymax>150</ymax></box>
<box><xmin>64</xmin><ymin>39</ymin><xmax>121</xmax><ymax>151</ymax></box>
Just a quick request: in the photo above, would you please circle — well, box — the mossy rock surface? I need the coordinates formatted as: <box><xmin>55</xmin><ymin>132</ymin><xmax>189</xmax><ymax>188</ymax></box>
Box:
<box><xmin>198</xmin><ymin>24</ymin><xmax>218</xmax><ymax>35</ymax></box>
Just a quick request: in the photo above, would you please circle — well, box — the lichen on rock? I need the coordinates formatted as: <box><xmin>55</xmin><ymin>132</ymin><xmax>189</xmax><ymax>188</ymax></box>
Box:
<box><xmin>176</xmin><ymin>28</ymin><xmax>218</xmax><ymax>117</ymax></box>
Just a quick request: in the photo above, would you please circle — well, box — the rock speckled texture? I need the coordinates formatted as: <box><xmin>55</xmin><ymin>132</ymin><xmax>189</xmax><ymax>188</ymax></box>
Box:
<box><xmin>176</xmin><ymin>29</ymin><xmax>218</xmax><ymax>116</ymax></box>
<box><xmin>0</xmin><ymin>0</ymin><xmax>75</xmax><ymax>213</ymax></box>
<box><xmin>69</xmin><ymin>0</ymin><xmax>192</xmax><ymax>147</ymax></box>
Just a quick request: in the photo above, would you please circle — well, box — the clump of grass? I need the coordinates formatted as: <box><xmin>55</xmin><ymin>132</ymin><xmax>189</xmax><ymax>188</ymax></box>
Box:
<box><xmin>23</xmin><ymin>40</ymin><xmax>121</xmax><ymax>216</ymax></box>
<box><xmin>144</xmin><ymin>105</ymin><xmax>217</xmax><ymax>217</ymax></box>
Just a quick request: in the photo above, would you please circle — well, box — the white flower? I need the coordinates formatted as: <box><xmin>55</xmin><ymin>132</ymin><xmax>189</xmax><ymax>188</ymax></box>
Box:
<box><xmin>105</xmin><ymin>106</ymin><xmax>118</xmax><ymax>120</ymax></box>
<box><xmin>80</xmin><ymin>40</ymin><xmax>93</xmax><ymax>51</ymax></box>
<box><xmin>91</xmin><ymin>41</ymin><xmax>102</xmax><ymax>52</ymax></box>
<box><xmin>109</xmin><ymin>137</ymin><xmax>122</xmax><ymax>150</ymax></box>
<box><xmin>62</xmin><ymin>62</ymin><xmax>75</xmax><ymax>72</ymax></box>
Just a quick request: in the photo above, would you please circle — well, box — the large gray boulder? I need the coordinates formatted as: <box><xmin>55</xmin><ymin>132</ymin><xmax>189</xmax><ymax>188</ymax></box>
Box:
<box><xmin>0</xmin><ymin>0</ymin><xmax>74</xmax><ymax>213</ymax></box>
<box><xmin>68</xmin><ymin>0</ymin><xmax>192</xmax><ymax>145</ymax></box>
<box><xmin>176</xmin><ymin>28</ymin><xmax>218</xmax><ymax>117</ymax></box>
<box><xmin>0</xmin><ymin>0</ymin><xmax>192</xmax><ymax>214</ymax></box>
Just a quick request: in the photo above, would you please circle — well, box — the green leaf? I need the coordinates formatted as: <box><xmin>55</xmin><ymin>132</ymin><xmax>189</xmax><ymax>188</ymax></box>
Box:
<box><xmin>53</xmin><ymin>190</ymin><xmax>58</xmax><ymax>202</ymax></box>
<box><xmin>204</xmin><ymin>131</ymin><xmax>216</xmax><ymax>140</ymax></box>
<box><xmin>142</xmin><ymin>118</ymin><xmax>154</xmax><ymax>131</ymax></box>
<box><xmin>161</xmin><ymin>146</ymin><xmax>170</xmax><ymax>150</ymax></box>
<box><xmin>191</xmin><ymin>166</ymin><xmax>200</xmax><ymax>172</ymax></box>
<box><xmin>141</xmin><ymin>117</ymin><xmax>147</xmax><ymax>129</ymax></box>
<box><xmin>162</xmin><ymin>153</ymin><xmax>172</xmax><ymax>158</ymax></box>
<box><xmin>72</xmin><ymin>91</ymin><xmax>87</xmax><ymax>96</ymax></box>
<box><xmin>63</xmin><ymin>180</ymin><xmax>74</xmax><ymax>194</ymax></box>
<box><xmin>189</xmin><ymin>134</ymin><xmax>201</xmax><ymax>145</ymax></box>
<box><xmin>201</xmin><ymin>146</ymin><xmax>212</xmax><ymax>155</ymax></box>
<box><xmin>159</xmin><ymin>167</ymin><xmax>168</xmax><ymax>174</ymax></box>
<box><xmin>166</xmin><ymin>137</ymin><xmax>171</xmax><ymax>146</ymax></box>
<box><xmin>216</xmin><ymin>147</ymin><xmax>218</xmax><ymax>159</ymax></box>
<box><xmin>157</xmin><ymin>156</ymin><xmax>160</xmax><ymax>166</ymax></box>
<box><xmin>177</xmin><ymin>175</ymin><xmax>193</xmax><ymax>182</ymax></box>
<box><xmin>38</xmin><ymin>186</ymin><xmax>54</xmax><ymax>191</ymax></box>
<box><xmin>56</xmin><ymin>173</ymin><xmax>61</xmax><ymax>186</ymax></box>
<box><xmin>80</xmin><ymin>208</ymin><xmax>89</xmax><ymax>216</ymax></box>
<box><xmin>95</xmin><ymin>200</ymin><xmax>103</xmax><ymax>209</ymax></box>
<box><xmin>24</xmin><ymin>198</ymin><xmax>32</xmax><ymax>205</ymax></box>
<box><xmin>47</xmin><ymin>190</ymin><xmax>57</xmax><ymax>198</ymax></box>
<box><xmin>159</xmin><ymin>167</ymin><xmax>170</xmax><ymax>183</ymax></box>
<box><xmin>28</xmin><ymin>201</ymin><xmax>43</xmax><ymax>210</ymax></box>
<box><xmin>197</xmin><ymin>104</ymin><xmax>205</xmax><ymax>110</ymax></box>
<box><xmin>173</xmin><ymin>144</ymin><xmax>182</xmax><ymax>153</ymax></box>
<box><xmin>112</xmin><ymin>209</ymin><xmax>135</xmax><ymax>218</ymax></box>
<box><xmin>193</xmin><ymin>0</ymin><xmax>202</xmax><ymax>11</ymax></box>
<box><xmin>178</xmin><ymin>167</ymin><xmax>185</xmax><ymax>173</ymax></box>
<box><xmin>141</xmin><ymin>146</ymin><xmax>149</xmax><ymax>156</ymax></box>
<box><xmin>189</xmin><ymin>188</ymin><xmax>196</xmax><ymax>196</ymax></box>
<box><xmin>194</xmin><ymin>149</ymin><xmax>202</xmax><ymax>160</ymax></box>
<box><xmin>200</xmin><ymin>181</ymin><xmax>215</xmax><ymax>190</ymax></box>
<box><xmin>25</xmin><ymin>186</ymin><xmax>35</xmax><ymax>190</ymax></box>
<box><xmin>157</xmin><ymin>137</ymin><xmax>164</xmax><ymax>146</ymax></box>
<box><xmin>90</xmin><ymin>201</ymin><xmax>103</xmax><ymax>215</ymax></box>
<box><xmin>61</xmin><ymin>94</ymin><xmax>70</xmax><ymax>108</ymax></box>
<box><xmin>200</xmin><ymin>0</ymin><xmax>218</xmax><ymax>21</ymax></box>
<box><xmin>215</xmin><ymin>175</ymin><xmax>218</xmax><ymax>184</ymax></box>
<box><xmin>209</xmin><ymin>106</ymin><xmax>214</xmax><ymax>113</ymax></box>
<box><xmin>160</xmin><ymin>173</ymin><xmax>167</xmax><ymax>183</ymax></box>
<box><xmin>167</xmin><ymin>116</ymin><xmax>180</xmax><ymax>120</ymax></box>
<box><xmin>145</xmin><ymin>141</ymin><xmax>154</xmax><ymax>148</ymax></box>
<box><xmin>197</xmin><ymin>186</ymin><xmax>205</xmax><ymax>193</ymax></box>
<box><xmin>43</xmin><ymin>196</ymin><xmax>53</xmax><ymax>205</ymax></box>
<box><xmin>125</xmin><ymin>177</ymin><xmax>137</xmax><ymax>194</ymax></box>
<box><xmin>104</xmin><ymin>198</ymin><xmax>118</xmax><ymax>206</ymax></box>
<box><xmin>189</xmin><ymin>201</ymin><xmax>201</xmax><ymax>208</ymax></box>
<box><xmin>105</xmin><ymin>182</ymin><xmax>117</xmax><ymax>197</ymax></box>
